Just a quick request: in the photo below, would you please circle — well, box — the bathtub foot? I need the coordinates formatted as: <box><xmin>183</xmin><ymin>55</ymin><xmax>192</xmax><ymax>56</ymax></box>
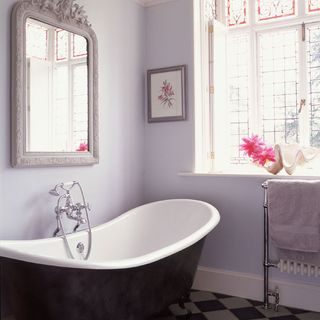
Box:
<box><xmin>179</xmin><ymin>296</ymin><xmax>192</xmax><ymax>319</ymax></box>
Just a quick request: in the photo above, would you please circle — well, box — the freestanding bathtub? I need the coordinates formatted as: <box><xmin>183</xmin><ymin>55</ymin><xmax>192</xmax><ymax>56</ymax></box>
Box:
<box><xmin>0</xmin><ymin>199</ymin><xmax>220</xmax><ymax>320</ymax></box>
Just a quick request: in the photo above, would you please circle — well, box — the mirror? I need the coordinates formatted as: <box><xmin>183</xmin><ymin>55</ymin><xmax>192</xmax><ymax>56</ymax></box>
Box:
<box><xmin>26</xmin><ymin>18</ymin><xmax>89</xmax><ymax>153</ymax></box>
<box><xmin>11</xmin><ymin>0</ymin><xmax>99</xmax><ymax>167</ymax></box>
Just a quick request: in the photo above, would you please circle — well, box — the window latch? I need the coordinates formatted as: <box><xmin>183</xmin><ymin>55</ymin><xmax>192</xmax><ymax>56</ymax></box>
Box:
<box><xmin>302</xmin><ymin>23</ymin><xmax>306</xmax><ymax>42</ymax></box>
<box><xmin>298</xmin><ymin>99</ymin><xmax>306</xmax><ymax>114</ymax></box>
<box><xmin>208</xmin><ymin>151</ymin><xmax>215</xmax><ymax>160</ymax></box>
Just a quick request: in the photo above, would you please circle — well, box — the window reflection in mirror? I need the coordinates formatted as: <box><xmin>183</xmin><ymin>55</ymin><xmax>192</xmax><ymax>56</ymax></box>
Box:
<box><xmin>25</xmin><ymin>18</ymin><xmax>89</xmax><ymax>153</ymax></box>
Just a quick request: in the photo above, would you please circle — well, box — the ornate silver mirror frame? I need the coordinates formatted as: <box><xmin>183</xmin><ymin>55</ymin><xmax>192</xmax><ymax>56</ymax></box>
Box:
<box><xmin>11</xmin><ymin>0</ymin><xmax>99</xmax><ymax>167</ymax></box>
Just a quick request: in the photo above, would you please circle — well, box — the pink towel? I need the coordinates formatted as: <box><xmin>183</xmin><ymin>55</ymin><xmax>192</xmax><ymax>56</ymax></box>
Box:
<box><xmin>268</xmin><ymin>179</ymin><xmax>320</xmax><ymax>253</ymax></box>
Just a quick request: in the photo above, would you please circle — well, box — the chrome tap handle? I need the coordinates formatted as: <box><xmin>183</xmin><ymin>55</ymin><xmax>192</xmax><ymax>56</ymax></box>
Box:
<box><xmin>75</xmin><ymin>202</ymin><xmax>90</xmax><ymax>210</ymax></box>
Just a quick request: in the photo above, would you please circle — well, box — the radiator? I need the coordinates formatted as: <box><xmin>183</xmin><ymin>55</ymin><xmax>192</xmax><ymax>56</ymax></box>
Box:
<box><xmin>278</xmin><ymin>259</ymin><xmax>320</xmax><ymax>277</ymax></box>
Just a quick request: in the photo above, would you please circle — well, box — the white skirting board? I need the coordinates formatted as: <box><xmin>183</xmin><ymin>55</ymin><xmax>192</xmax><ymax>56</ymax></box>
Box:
<box><xmin>193</xmin><ymin>266</ymin><xmax>320</xmax><ymax>313</ymax></box>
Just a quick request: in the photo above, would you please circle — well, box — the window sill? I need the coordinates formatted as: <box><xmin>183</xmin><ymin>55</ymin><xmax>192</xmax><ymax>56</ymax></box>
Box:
<box><xmin>179</xmin><ymin>167</ymin><xmax>320</xmax><ymax>179</ymax></box>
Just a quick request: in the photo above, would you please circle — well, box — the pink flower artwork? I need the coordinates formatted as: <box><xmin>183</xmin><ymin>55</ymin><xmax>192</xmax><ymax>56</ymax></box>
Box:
<box><xmin>76</xmin><ymin>142</ymin><xmax>88</xmax><ymax>152</ymax></box>
<box><xmin>158</xmin><ymin>80</ymin><xmax>175</xmax><ymax>108</ymax></box>
<box><xmin>240</xmin><ymin>134</ymin><xmax>275</xmax><ymax>167</ymax></box>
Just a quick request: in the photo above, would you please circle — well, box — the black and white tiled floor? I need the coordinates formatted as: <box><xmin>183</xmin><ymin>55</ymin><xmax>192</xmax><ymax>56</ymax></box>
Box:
<box><xmin>153</xmin><ymin>290</ymin><xmax>320</xmax><ymax>320</ymax></box>
<box><xmin>4</xmin><ymin>290</ymin><xmax>319</xmax><ymax>320</ymax></box>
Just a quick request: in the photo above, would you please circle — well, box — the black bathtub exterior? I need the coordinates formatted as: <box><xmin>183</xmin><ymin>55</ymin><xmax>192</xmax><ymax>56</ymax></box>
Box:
<box><xmin>2</xmin><ymin>238</ymin><xmax>205</xmax><ymax>320</ymax></box>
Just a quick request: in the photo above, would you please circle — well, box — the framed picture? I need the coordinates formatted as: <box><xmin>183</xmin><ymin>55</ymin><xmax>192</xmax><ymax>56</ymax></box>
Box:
<box><xmin>147</xmin><ymin>65</ymin><xmax>187</xmax><ymax>122</ymax></box>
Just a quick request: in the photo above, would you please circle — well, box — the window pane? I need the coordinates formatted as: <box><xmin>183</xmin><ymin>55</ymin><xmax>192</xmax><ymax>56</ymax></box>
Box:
<box><xmin>26</xmin><ymin>20</ymin><xmax>48</xmax><ymax>61</ymax></box>
<box><xmin>53</xmin><ymin>66</ymin><xmax>69</xmax><ymax>151</ymax></box>
<box><xmin>226</xmin><ymin>0</ymin><xmax>248</xmax><ymax>27</ymax></box>
<box><xmin>308</xmin><ymin>0</ymin><xmax>320</xmax><ymax>13</ymax></box>
<box><xmin>228</xmin><ymin>33</ymin><xmax>250</xmax><ymax>164</ymax></box>
<box><xmin>258</xmin><ymin>29</ymin><xmax>299</xmax><ymax>146</ymax></box>
<box><xmin>72</xmin><ymin>64</ymin><xmax>88</xmax><ymax>150</ymax></box>
<box><xmin>257</xmin><ymin>0</ymin><xmax>295</xmax><ymax>21</ymax></box>
<box><xmin>307</xmin><ymin>24</ymin><xmax>320</xmax><ymax>147</ymax></box>
<box><xmin>72</xmin><ymin>34</ymin><xmax>88</xmax><ymax>58</ymax></box>
<box><xmin>56</xmin><ymin>29</ymin><xmax>68</xmax><ymax>61</ymax></box>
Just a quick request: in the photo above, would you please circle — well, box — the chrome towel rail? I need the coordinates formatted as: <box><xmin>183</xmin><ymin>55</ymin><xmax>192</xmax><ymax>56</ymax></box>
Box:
<box><xmin>262</xmin><ymin>181</ymin><xmax>280</xmax><ymax>311</ymax></box>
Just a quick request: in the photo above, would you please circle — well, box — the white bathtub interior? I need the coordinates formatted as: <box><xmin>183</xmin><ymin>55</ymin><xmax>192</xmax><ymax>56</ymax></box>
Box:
<box><xmin>0</xmin><ymin>199</ymin><xmax>220</xmax><ymax>269</ymax></box>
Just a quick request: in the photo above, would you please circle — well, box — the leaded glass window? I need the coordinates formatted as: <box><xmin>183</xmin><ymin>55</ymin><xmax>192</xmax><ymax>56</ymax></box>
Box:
<box><xmin>257</xmin><ymin>0</ymin><xmax>295</xmax><ymax>21</ymax></box>
<box><xmin>202</xmin><ymin>0</ymin><xmax>320</xmax><ymax>171</ymax></box>
<box><xmin>307</xmin><ymin>24</ymin><xmax>320</xmax><ymax>147</ymax></box>
<box><xmin>258</xmin><ymin>29</ymin><xmax>299</xmax><ymax>145</ymax></box>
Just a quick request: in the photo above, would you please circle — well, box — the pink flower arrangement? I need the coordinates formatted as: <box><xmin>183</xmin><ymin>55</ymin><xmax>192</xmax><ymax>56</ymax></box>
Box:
<box><xmin>240</xmin><ymin>134</ymin><xmax>275</xmax><ymax>166</ymax></box>
<box><xmin>158</xmin><ymin>80</ymin><xmax>175</xmax><ymax>108</ymax></box>
<box><xmin>76</xmin><ymin>142</ymin><xmax>88</xmax><ymax>152</ymax></box>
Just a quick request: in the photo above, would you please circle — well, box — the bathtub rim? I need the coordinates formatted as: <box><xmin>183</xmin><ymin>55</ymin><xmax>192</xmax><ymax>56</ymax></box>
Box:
<box><xmin>0</xmin><ymin>199</ymin><xmax>220</xmax><ymax>269</ymax></box>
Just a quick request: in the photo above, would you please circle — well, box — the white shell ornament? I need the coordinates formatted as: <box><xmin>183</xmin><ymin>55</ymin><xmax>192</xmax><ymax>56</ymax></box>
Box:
<box><xmin>266</xmin><ymin>144</ymin><xmax>320</xmax><ymax>175</ymax></box>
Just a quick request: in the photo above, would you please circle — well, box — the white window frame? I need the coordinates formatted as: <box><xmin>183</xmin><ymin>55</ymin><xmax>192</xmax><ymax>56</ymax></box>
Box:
<box><xmin>194</xmin><ymin>0</ymin><xmax>320</xmax><ymax>174</ymax></box>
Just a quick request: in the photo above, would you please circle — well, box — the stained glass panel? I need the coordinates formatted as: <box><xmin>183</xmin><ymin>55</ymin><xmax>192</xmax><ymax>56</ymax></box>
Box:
<box><xmin>56</xmin><ymin>29</ymin><xmax>68</xmax><ymax>61</ymax></box>
<box><xmin>258</xmin><ymin>29</ymin><xmax>299</xmax><ymax>145</ymax></box>
<box><xmin>26</xmin><ymin>20</ymin><xmax>48</xmax><ymax>60</ymax></box>
<box><xmin>257</xmin><ymin>0</ymin><xmax>295</xmax><ymax>21</ymax></box>
<box><xmin>227</xmin><ymin>0</ymin><xmax>247</xmax><ymax>27</ymax></box>
<box><xmin>308</xmin><ymin>0</ymin><xmax>320</xmax><ymax>13</ymax></box>
<box><xmin>72</xmin><ymin>34</ymin><xmax>87</xmax><ymax>58</ymax></box>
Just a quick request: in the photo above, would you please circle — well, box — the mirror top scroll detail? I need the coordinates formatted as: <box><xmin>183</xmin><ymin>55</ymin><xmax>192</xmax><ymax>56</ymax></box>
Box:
<box><xmin>12</xmin><ymin>0</ymin><xmax>98</xmax><ymax>167</ymax></box>
<box><xmin>26</xmin><ymin>18</ymin><xmax>89</xmax><ymax>153</ymax></box>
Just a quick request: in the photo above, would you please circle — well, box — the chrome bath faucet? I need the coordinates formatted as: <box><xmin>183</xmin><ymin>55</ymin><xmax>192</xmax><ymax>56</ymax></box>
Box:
<box><xmin>49</xmin><ymin>181</ymin><xmax>93</xmax><ymax>260</ymax></box>
<box><xmin>49</xmin><ymin>181</ymin><xmax>90</xmax><ymax>236</ymax></box>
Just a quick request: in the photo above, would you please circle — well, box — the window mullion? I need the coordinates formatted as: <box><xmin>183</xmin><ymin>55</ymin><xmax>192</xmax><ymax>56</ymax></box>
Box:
<box><xmin>297</xmin><ymin>0</ymin><xmax>305</xmax><ymax>16</ymax></box>
<box><xmin>216</xmin><ymin>0</ymin><xmax>227</xmax><ymax>23</ymax></box>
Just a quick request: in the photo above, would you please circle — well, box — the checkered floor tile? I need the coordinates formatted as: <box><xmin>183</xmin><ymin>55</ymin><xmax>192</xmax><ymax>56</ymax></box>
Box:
<box><xmin>152</xmin><ymin>290</ymin><xmax>320</xmax><ymax>320</ymax></box>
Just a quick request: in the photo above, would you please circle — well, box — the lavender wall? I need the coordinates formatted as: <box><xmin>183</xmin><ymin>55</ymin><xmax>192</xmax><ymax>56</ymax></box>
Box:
<box><xmin>1</xmin><ymin>0</ymin><xmax>146</xmax><ymax>316</ymax></box>
<box><xmin>0</xmin><ymin>0</ymin><xmax>146</xmax><ymax>240</ymax></box>
<box><xmin>144</xmin><ymin>0</ymin><xmax>263</xmax><ymax>275</ymax></box>
<box><xmin>144</xmin><ymin>0</ymin><xmax>320</xmax><ymax>286</ymax></box>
